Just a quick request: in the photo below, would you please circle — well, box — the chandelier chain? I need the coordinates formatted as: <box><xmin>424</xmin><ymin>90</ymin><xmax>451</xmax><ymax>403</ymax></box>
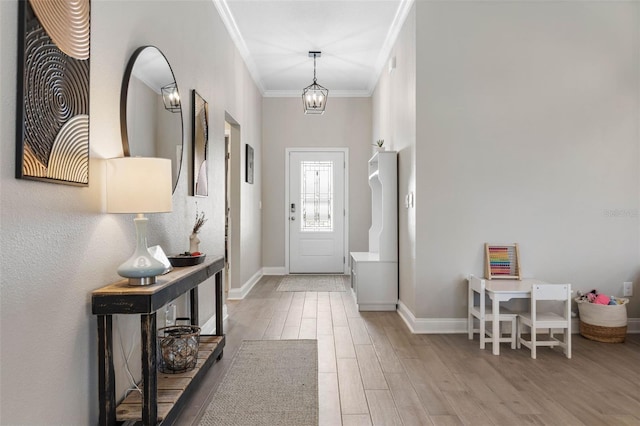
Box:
<box><xmin>313</xmin><ymin>53</ymin><xmax>317</xmax><ymax>82</ymax></box>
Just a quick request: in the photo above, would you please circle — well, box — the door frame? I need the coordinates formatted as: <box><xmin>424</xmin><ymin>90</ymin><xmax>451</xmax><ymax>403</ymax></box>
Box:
<box><xmin>225</xmin><ymin>113</ymin><xmax>241</xmax><ymax>297</ymax></box>
<box><xmin>285</xmin><ymin>147</ymin><xmax>349</xmax><ymax>275</ymax></box>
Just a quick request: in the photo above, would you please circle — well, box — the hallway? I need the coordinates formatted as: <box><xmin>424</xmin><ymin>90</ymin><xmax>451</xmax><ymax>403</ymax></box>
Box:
<box><xmin>176</xmin><ymin>275</ymin><xmax>640</xmax><ymax>426</ymax></box>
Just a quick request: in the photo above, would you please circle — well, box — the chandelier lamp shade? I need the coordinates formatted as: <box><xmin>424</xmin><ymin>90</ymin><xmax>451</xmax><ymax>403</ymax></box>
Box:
<box><xmin>302</xmin><ymin>51</ymin><xmax>328</xmax><ymax>115</ymax></box>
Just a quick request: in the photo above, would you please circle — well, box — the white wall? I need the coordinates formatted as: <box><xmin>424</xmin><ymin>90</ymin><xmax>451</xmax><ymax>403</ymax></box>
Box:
<box><xmin>239</xmin><ymin>77</ymin><xmax>263</xmax><ymax>288</ymax></box>
<box><xmin>415</xmin><ymin>1</ymin><xmax>639</xmax><ymax>320</ymax></box>
<box><xmin>262</xmin><ymin>97</ymin><xmax>372</xmax><ymax>270</ymax></box>
<box><xmin>374</xmin><ymin>1</ymin><xmax>640</xmax><ymax>322</ymax></box>
<box><xmin>372</xmin><ymin>4</ymin><xmax>417</xmax><ymax>313</ymax></box>
<box><xmin>127</xmin><ymin>76</ymin><xmax>157</xmax><ymax>157</ymax></box>
<box><xmin>0</xmin><ymin>1</ymin><xmax>262</xmax><ymax>423</ymax></box>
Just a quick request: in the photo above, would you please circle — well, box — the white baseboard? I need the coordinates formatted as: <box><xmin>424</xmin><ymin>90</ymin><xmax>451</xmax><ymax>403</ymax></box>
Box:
<box><xmin>397</xmin><ymin>301</ymin><xmax>640</xmax><ymax>335</ymax></box>
<box><xmin>200</xmin><ymin>304</ymin><xmax>229</xmax><ymax>335</ymax></box>
<box><xmin>227</xmin><ymin>268</ymin><xmax>263</xmax><ymax>300</ymax></box>
<box><xmin>397</xmin><ymin>301</ymin><xmax>468</xmax><ymax>334</ymax></box>
<box><xmin>263</xmin><ymin>267</ymin><xmax>286</xmax><ymax>275</ymax></box>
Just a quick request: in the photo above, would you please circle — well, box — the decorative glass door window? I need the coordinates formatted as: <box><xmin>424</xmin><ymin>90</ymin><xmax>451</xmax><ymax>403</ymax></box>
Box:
<box><xmin>301</xmin><ymin>161</ymin><xmax>333</xmax><ymax>232</ymax></box>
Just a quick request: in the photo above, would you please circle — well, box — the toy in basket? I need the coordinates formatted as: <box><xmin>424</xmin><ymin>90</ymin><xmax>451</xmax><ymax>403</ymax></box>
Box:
<box><xmin>575</xmin><ymin>292</ymin><xmax>628</xmax><ymax>343</ymax></box>
<box><xmin>158</xmin><ymin>318</ymin><xmax>200</xmax><ymax>373</ymax></box>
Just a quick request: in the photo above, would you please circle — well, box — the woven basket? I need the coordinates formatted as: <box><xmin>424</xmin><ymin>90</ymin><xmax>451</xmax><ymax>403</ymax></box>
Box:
<box><xmin>576</xmin><ymin>297</ymin><xmax>628</xmax><ymax>343</ymax></box>
<box><xmin>579</xmin><ymin>321</ymin><xmax>627</xmax><ymax>343</ymax></box>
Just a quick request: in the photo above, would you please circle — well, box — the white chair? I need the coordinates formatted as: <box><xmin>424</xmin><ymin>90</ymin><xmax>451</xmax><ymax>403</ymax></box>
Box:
<box><xmin>468</xmin><ymin>275</ymin><xmax>518</xmax><ymax>350</ymax></box>
<box><xmin>517</xmin><ymin>283</ymin><xmax>572</xmax><ymax>359</ymax></box>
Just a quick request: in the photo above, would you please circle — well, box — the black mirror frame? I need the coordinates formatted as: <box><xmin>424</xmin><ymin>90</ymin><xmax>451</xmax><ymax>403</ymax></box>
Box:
<box><xmin>119</xmin><ymin>45</ymin><xmax>184</xmax><ymax>194</ymax></box>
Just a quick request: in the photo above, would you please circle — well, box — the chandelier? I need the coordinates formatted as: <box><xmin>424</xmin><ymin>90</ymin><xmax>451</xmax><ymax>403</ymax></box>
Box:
<box><xmin>161</xmin><ymin>82</ymin><xmax>181</xmax><ymax>113</ymax></box>
<box><xmin>302</xmin><ymin>51</ymin><xmax>328</xmax><ymax>115</ymax></box>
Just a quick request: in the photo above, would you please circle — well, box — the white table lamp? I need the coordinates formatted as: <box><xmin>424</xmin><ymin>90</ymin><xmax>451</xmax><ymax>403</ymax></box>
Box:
<box><xmin>107</xmin><ymin>157</ymin><xmax>173</xmax><ymax>285</ymax></box>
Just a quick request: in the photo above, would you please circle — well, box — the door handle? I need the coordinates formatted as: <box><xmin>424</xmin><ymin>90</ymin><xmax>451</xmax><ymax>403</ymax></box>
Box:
<box><xmin>290</xmin><ymin>216</ymin><xmax>295</xmax><ymax>221</ymax></box>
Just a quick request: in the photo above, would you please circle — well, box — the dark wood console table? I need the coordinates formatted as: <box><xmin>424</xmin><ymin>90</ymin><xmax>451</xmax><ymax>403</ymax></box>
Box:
<box><xmin>92</xmin><ymin>255</ymin><xmax>225</xmax><ymax>425</ymax></box>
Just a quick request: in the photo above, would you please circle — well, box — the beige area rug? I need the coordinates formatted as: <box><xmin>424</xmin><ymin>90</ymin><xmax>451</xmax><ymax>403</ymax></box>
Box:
<box><xmin>198</xmin><ymin>340</ymin><xmax>318</xmax><ymax>426</ymax></box>
<box><xmin>276</xmin><ymin>275</ymin><xmax>346</xmax><ymax>292</ymax></box>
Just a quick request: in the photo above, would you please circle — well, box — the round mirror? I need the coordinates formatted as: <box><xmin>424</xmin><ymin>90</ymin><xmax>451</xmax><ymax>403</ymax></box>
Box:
<box><xmin>120</xmin><ymin>46</ymin><xmax>183</xmax><ymax>193</ymax></box>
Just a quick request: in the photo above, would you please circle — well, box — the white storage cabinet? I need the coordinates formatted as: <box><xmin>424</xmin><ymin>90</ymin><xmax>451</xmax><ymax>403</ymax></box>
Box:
<box><xmin>350</xmin><ymin>151</ymin><xmax>398</xmax><ymax>311</ymax></box>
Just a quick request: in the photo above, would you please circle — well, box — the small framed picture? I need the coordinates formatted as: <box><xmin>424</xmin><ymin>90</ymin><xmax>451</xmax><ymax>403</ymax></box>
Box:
<box><xmin>192</xmin><ymin>90</ymin><xmax>209</xmax><ymax>196</ymax></box>
<box><xmin>245</xmin><ymin>144</ymin><xmax>254</xmax><ymax>184</ymax></box>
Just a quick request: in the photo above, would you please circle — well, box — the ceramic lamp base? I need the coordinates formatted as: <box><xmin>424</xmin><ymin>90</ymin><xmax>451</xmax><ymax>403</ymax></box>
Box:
<box><xmin>117</xmin><ymin>216</ymin><xmax>166</xmax><ymax>286</ymax></box>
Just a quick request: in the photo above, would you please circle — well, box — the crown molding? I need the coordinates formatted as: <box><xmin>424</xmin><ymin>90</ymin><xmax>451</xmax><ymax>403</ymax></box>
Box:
<box><xmin>264</xmin><ymin>89</ymin><xmax>372</xmax><ymax>98</ymax></box>
<box><xmin>367</xmin><ymin>0</ymin><xmax>415</xmax><ymax>92</ymax></box>
<box><xmin>215</xmin><ymin>0</ymin><xmax>414</xmax><ymax>97</ymax></box>
<box><xmin>213</xmin><ymin>0</ymin><xmax>266</xmax><ymax>95</ymax></box>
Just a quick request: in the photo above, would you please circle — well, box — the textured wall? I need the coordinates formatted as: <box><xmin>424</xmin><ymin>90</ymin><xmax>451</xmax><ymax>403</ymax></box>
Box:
<box><xmin>0</xmin><ymin>1</ymin><xmax>262</xmax><ymax>423</ymax></box>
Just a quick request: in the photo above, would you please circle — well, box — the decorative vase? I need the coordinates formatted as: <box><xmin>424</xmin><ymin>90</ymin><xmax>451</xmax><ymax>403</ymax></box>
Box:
<box><xmin>376</xmin><ymin>146</ymin><xmax>385</xmax><ymax>152</ymax></box>
<box><xmin>189</xmin><ymin>232</ymin><xmax>200</xmax><ymax>253</ymax></box>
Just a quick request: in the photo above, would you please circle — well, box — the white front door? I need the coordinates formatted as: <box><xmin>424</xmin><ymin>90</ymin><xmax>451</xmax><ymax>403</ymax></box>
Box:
<box><xmin>288</xmin><ymin>150</ymin><xmax>345</xmax><ymax>273</ymax></box>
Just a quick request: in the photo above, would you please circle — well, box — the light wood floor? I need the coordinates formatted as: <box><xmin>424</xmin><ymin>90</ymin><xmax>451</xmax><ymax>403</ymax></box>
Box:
<box><xmin>174</xmin><ymin>275</ymin><xmax>640</xmax><ymax>426</ymax></box>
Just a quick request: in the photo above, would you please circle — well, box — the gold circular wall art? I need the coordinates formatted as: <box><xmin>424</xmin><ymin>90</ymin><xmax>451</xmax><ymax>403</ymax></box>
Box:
<box><xmin>29</xmin><ymin>0</ymin><xmax>90</xmax><ymax>60</ymax></box>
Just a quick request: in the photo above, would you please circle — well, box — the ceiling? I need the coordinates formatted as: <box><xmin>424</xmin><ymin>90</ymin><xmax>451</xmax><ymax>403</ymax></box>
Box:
<box><xmin>214</xmin><ymin>0</ymin><xmax>414</xmax><ymax>97</ymax></box>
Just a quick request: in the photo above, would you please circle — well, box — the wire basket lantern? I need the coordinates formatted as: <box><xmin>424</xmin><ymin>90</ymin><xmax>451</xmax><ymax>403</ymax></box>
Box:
<box><xmin>157</xmin><ymin>318</ymin><xmax>200</xmax><ymax>374</ymax></box>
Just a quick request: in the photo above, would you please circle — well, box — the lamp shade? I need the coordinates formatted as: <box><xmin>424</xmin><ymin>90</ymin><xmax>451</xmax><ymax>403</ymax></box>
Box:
<box><xmin>107</xmin><ymin>157</ymin><xmax>173</xmax><ymax>214</ymax></box>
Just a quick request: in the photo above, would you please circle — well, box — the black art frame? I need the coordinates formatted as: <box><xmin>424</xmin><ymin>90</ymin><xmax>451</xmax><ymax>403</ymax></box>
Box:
<box><xmin>192</xmin><ymin>90</ymin><xmax>209</xmax><ymax>196</ymax></box>
<box><xmin>245</xmin><ymin>144</ymin><xmax>254</xmax><ymax>184</ymax></box>
<box><xmin>16</xmin><ymin>0</ymin><xmax>91</xmax><ymax>186</ymax></box>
